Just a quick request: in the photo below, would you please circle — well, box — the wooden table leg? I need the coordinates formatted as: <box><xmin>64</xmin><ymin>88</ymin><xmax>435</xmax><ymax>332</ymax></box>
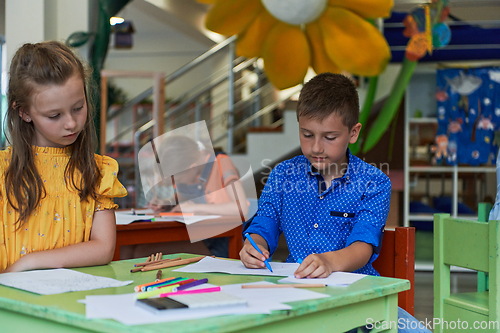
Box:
<box><xmin>228</xmin><ymin>225</ymin><xmax>243</xmax><ymax>259</ymax></box>
<box><xmin>113</xmin><ymin>245</ymin><xmax>121</xmax><ymax>261</ymax></box>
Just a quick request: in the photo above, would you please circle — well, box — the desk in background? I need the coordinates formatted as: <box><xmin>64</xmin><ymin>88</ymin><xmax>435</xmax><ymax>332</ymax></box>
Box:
<box><xmin>115</xmin><ymin>216</ymin><xmax>243</xmax><ymax>260</ymax></box>
<box><xmin>0</xmin><ymin>254</ymin><xmax>410</xmax><ymax>333</ymax></box>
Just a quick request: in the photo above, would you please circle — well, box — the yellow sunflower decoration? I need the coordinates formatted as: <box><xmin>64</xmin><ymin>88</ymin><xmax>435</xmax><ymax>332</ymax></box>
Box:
<box><xmin>200</xmin><ymin>0</ymin><xmax>394</xmax><ymax>90</ymax></box>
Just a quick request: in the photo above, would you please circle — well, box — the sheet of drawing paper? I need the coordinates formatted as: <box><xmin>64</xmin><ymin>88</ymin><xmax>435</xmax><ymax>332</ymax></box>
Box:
<box><xmin>115</xmin><ymin>212</ymin><xmax>156</xmax><ymax>225</ymax></box>
<box><xmin>83</xmin><ymin>282</ymin><xmax>328</xmax><ymax>325</ymax></box>
<box><xmin>0</xmin><ymin>269</ymin><xmax>132</xmax><ymax>295</ymax></box>
<box><xmin>174</xmin><ymin>257</ymin><xmax>300</xmax><ymax>276</ymax></box>
<box><xmin>278</xmin><ymin>271</ymin><xmax>367</xmax><ymax>286</ymax></box>
<box><xmin>154</xmin><ymin>215</ymin><xmax>221</xmax><ymax>225</ymax></box>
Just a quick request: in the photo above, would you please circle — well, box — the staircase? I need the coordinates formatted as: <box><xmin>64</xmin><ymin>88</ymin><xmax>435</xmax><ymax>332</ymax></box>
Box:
<box><xmin>230</xmin><ymin>109</ymin><xmax>300</xmax><ymax>177</ymax></box>
<box><xmin>103</xmin><ymin>36</ymin><xmax>302</xmax><ymax>208</ymax></box>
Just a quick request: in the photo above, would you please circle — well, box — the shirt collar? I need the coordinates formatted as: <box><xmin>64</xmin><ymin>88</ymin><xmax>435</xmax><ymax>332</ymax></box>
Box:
<box><xmin>307</xmin><ymin>148</ymin><xmax>354</xmax><ymax>183</ymax></box>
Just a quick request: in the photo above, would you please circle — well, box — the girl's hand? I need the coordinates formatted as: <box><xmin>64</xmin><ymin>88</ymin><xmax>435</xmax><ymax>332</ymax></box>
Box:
<box><xmin>2</xmin><ymin>254</ymin><xmax>36</xmax><ymax>273</ymax></box>
<box><xmin>170</xmin><ymin>201</ymin><xmax>198</xmax><ymax>213</ymax></box>
<box><xmin>147</xmin><ymin>197</ymin><xmax>174</xmax><ymax>213</ymax></box>
<box><xmin>240</xmin><ymin>237</ymin><xmax>270</xmax><ymax>269</ymax></box>
<box><xmin>294</xmin><ymin>253</ymin><xmax>333</xmax><ymax>278</ymax></box>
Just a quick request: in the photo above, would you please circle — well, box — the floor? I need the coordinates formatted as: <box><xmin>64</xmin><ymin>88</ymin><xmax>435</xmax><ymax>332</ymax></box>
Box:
<box><xmin>414</xmin><ymin>270</ymin><xmax>478</xmax><ymax>331</ymax></box>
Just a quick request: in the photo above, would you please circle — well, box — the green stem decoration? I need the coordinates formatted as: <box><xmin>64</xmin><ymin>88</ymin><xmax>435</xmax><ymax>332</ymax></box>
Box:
<box><xmin>350</xmin><ymin>76</ymin><xmax>378</xmax><ymax>155</ymax></box>
<box><xmin>362</xmin><ymin>57</ymin><xmax>418</xmax><ymax>153</ymax></box>
<box><xmin>91</xmin><ymin>0</ymin><xmax>131</xmax><ymax>153</ymax></box>
<box><xmin>387</xmin><ymin>108</ymin><xmax>399</xmax><ymax>161</ymax></box>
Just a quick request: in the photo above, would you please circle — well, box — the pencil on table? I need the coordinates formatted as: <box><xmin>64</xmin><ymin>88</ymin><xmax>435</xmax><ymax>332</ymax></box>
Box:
<box><xmin>131</xmin><ymin>257</ymin><xmax>181</xmax><ymax>273</ymax></box>
<box><xmin>151</xmin><ymin>278</ymin><xmax>196</xmax><ymax>291</ymax></box>
<box><xmin>141</xmin><ymin>255</ymin><xmax>207</xmax><ymax>272</ymax></box>
<box><xmin>155</xmin><ymin>270</ymin><xmax>162</xmax><ymax>281</ymax></box>
<box><xmin>134</xmin><ymin>257</ymin><xmax>182</xmax><ymax>268</ymax></box>
<box><xmin>134</xmin><ymin>277</ymin><xmax>177</xmax><ymax>292</ymax></box>
<box><xmin>241</xmin><ymin>284</ymin><xmax>326</xmax><ymax>289</ymax></box>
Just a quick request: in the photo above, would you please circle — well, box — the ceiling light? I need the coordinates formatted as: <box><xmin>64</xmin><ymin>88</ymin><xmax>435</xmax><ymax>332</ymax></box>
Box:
<box><xmin>110</xmin><ymin>17</ymin><xmax>125</xmax><ymax>26</ymax></box>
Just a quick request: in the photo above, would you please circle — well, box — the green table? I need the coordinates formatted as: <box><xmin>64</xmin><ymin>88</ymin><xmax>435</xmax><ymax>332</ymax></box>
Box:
<box><xmin>0</xmin><ymin>254</ymin><xmax>410</xmax><ymax>333</ymax></box>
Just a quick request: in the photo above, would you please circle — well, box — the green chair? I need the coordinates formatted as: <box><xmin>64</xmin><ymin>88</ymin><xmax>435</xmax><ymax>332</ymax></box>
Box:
<box><xmin>434</xmin><ymin>203</ymin><xmax>499</xmax><ymax>332</ymax></box>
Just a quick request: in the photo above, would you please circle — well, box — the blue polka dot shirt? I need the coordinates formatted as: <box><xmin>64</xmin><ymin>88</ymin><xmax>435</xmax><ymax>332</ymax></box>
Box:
<box><xmin>245</xmin><ymin>150</ymin><xmax>391</xmax><ymax>276</ymax></box>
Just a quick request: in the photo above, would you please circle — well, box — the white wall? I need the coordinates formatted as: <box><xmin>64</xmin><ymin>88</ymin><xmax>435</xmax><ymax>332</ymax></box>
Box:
<box><xmin>105</xmin><ymin>0</ymin><xmax>215</xmax><ymax>101</ymax></box>
<box><xmin>6</xmin><ymin>0</ymin><xmax>89</xmax><ymax>65</ymax></box>
<box><xmin>6</xmin><ymin>0</ymin><xmax>44</xmax><ymax>63</ymax></box>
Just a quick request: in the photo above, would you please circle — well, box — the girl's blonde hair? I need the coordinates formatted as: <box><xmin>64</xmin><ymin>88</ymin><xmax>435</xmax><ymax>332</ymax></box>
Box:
<box><xmin>5</xmin><ymin>41</ymin><xmax>102</xmax><ymax>229</ymax></box>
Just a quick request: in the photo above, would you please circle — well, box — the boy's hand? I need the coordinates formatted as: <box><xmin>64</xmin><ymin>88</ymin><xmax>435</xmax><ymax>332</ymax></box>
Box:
<box><xmin>293</xmin><ymin>242</ymin><xmax>373</xmax><ymax>278</ymax></box>
<box><xmin>240</xmin><ymin>237</ymin><xmax>270</xmax><ymax>269</ymax></box>
<box><xmin>294</xmin><ymin>253</ymin><xmax>333</xmax><ymax>278</ymax></box>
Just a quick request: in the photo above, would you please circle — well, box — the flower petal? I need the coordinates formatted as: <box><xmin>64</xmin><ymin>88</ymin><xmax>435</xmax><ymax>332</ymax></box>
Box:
<box><xmin>319</xmin><ymin>7</ymin><xmax>391</xmax><ymax>76</ymax></box>
<box><xmin>328</xmin><ymin>0</ymin><xmax>393</xmax><ymax>19</ymax></box>
<box><xmin>262</xmin><ymin>22</ymin><xmax>310</xmax><ymax>89</ymax></box>
<box><xmin>205</xmin><ymin>0</ymin><xmax>263</xmax><ymax>36</ymax></box>
<box><xmin>305</xmin><ymin>21</ymin><xmax>340</xmax><ymax>75</ymax></box>
<box><xmin>236</xmin><ymin>9</ymin><xmax>278</xmax><ymax>58</ymax></box>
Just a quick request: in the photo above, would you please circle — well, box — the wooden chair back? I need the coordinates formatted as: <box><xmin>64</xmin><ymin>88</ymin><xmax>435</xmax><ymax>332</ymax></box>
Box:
<box><xmin>434</xmin><ymin>203</ymin><xmax>500</xmax><ymax>332</ymax></box>
<box><xmin>373</xmin><ymin>226</ymin><xmax>415</xmax><ymax>315</ymax></box>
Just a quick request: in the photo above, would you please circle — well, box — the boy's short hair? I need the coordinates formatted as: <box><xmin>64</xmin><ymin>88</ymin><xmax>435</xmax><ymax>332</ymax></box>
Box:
<box><xmin>296</xmin><ymin>73</ymin><xmax>359</xmax><ymax>129</ymax></box>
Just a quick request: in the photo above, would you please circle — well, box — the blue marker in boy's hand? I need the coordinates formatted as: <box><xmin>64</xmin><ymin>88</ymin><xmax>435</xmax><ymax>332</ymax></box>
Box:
<box><xmin>244</xmin><ymin>233</ymin><xmax>273</xmax><ymax>273</ymax></box>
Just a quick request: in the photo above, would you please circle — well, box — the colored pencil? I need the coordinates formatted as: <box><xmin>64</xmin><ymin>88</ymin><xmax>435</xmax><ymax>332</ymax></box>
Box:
<box><xmin>245</xmin><ymin>233</ymin><xmax>273</xmax><ymax>273</ymax></box>
<box><xmin>134</xmin><ymin>277</ymin><xmax>177</xmax><ymax>292</ymax></box>
<box><xmin>152</xmin><ymin>278</ymin><xmax>196</xmax><ymax>291</ymax></box>
<box><xmin>155</xmin><ymin>270</ymin><xmax>162</xmax><ymax>282</ymax></box>
<box><xmin>136</xmin><ymin>284</ymin><xmax>180</xmax><ymax>299</ymax></box>
<box><xmin>159</xmin><ymin>212</ymin><xmax>194</xmax><ymax>217</ymax></box>
<box><xmin>173</xmin><ymin>278</ymin><xmax>208</xmax><ymax>291</ymax></box>
<box><xmin>134</xmin><ymin>257</ymin><xmax>182</xmax><ymax>267</ymax></box>
<box><xmin>160</xmin><ymin>286</ymin><xmax>221</xmax><ymax>298</ymax></box>
<box><xmin>144</xmin><ymin>277</ymin><xmax>188</xmax><ymax>292</ymax></box>
<box><xmin>140</xmin><ymin>255</ymin><xmax>206</xmax><ymax>272</ymax></box>
<box><xmin>241</xmin><ymin>284</ymin><xmax>326</xmax><ymax>289</ymax></box>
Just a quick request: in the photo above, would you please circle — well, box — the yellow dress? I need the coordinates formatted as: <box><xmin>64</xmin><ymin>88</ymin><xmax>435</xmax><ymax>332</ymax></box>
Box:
<box><xmin>0</xmin><ymin>146</ymin><xmax>128</xmax><ymax>271</ymax></box>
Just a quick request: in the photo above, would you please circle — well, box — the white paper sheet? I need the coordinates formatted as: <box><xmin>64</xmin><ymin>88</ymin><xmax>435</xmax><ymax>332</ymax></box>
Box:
<box><xmin>174</xmin><ymin>257</ymin><xmax>300</xmax><ymax>276</ymax></box>
<box><xmin>154</xmin><ymin>215</ymin><xmax>221</xmax><ymax>225</ymax></box>
<box><xmin>115</xmin><ymin>212</ymin><xmax>156</xmax><ymax>225</ymax></box>
<box><xmin>120</xmin><ymin>209</ymin><xmax>155</xmax><ymax>215</ymax></box>
<box><xmin>82</xmin><ymin>281</ymin><xmax>329</xmax><ymax>325</ymax></box>
<box><xmin>0</xmin><ymin>269</ymin><xmax>133</xmax><ymax>295</ymax></box>
<box><xmin>278</xmin><ymin>271</ymin><xmax>367</xmax><ymax>286</ymax></box>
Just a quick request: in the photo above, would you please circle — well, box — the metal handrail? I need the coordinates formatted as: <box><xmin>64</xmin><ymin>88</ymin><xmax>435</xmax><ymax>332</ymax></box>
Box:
<box><xmin>107</xmin><ymin>36</ymin><xmax>237</xmax><ymax>122</ymax></box>
<box><xmin>106</xmin><ymin>50</ymin><xmax>261</xmax><ymax>146</ymax></box>
<box><xmin>212</xmin><ymin>85</ymin><xmax>302</xmax><ymax>145</ymax></box>
<box><xmin>114</xmin><ymin>68</ymin><xmax>266</xmax><ymax>146</ymax></box>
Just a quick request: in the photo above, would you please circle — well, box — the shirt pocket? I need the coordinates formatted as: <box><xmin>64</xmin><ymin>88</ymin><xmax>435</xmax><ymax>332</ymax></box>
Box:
<box><xmin>328</xmin><ymin>210</ymin><xmax>355</xmax><ymax>233</ymax></box>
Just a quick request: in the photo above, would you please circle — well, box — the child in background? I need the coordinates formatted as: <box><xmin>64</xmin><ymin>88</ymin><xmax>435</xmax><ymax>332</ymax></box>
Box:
<box><xmin>134</xmin><ymin>135</ymin><xmax>248</xmax><ymax>258</ymax></box>
<box><xmin>241</xmin><ymin>73</ymin><xmax>430</xmax><ymax>332</ymax></box>
<box><xmin>147</xmin><ymin>136</ymin><xmax>248</xmax><ymax>217</ymax></box>
<box><xmin>0</xmin><ymin>41</ymin><xmax>127</xmax><ymax>273</ymax></box>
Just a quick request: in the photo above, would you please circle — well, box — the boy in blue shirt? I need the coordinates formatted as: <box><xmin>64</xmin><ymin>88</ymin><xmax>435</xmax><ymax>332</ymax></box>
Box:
<box><xmin>241</xmin><ymin>73</ymin><xmax>430</xmax><ymax>333</ymax></box>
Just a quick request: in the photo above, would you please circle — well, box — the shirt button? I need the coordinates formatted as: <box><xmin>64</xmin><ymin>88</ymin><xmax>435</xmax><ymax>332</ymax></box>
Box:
<box><xmin>314</xmin><ymin>223</ymin><xmax>319</xmax><ymax>229</ymax></box>
<box><xmin>343</xmin><ymin>213</ymin><xmax>348</xmax><ymax>217</ymax></box>
<box><xmin>319</xmin><ymin>196</ymin><xmax>324</xmax><ymax>199</ymax></box>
